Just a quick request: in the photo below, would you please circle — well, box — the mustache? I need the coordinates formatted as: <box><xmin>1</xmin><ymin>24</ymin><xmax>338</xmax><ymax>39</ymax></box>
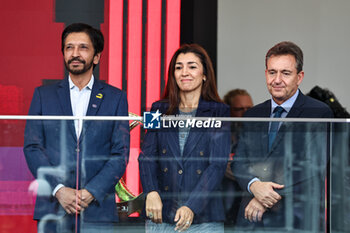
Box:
<box><xmin>68</xmin><ymin>57</ymin><xmax>86</xmax><ymax>64</ymax></box>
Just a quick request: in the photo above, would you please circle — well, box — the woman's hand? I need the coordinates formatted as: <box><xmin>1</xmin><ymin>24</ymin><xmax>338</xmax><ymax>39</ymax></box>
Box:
<box><xmin>174</xmin><ymin>206</ymin><xmax>194</xmax><ymax>232</ymax></box>
<box><xmin>146</xmin><ymin>191</ymin><xmax>163</xmax><ymax>223</ymax></box>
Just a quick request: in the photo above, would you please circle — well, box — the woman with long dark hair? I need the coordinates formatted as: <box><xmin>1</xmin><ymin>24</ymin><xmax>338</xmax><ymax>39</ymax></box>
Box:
<box><xmin>139</xmin><ymin>44</ymin><xmax>230</xmax><ymax>232</ymax></box>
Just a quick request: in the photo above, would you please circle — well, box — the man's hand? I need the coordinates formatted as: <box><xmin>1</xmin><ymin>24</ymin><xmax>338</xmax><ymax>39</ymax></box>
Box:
<box><xmin>174</xmin><ymin>206</ymin><xmax>194</xmax><ymax>232</ymax></box>
<box><xmin>245</xmin><ymin>197</ymin><xmax>266</xmax><ymax>222</ymax></box>
<box><xmin>250</xmin><ymin>181</ymin><xmax>284</xmax><ymax>208</ymax></box>
<box><xmin>55</xmin><ymin>187</ymin><xmax>82</xmax><ymax>214</ymax></box>
<box><xmin>78</xmin><ymin>189</ymin><xmax>95</xmax><ymax>209</ymax></box>
<box><xmin>146</xmin><ymin>191</ymin><xmax>163</xmax><ymax>223</ymax></box>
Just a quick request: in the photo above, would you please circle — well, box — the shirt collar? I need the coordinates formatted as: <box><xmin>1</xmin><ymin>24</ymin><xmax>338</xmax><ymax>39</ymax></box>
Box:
<box><xmin>68</xmin><ymin>75</ymin><xmax>94</xmax><ymax>90</ymax></box>
<box><xmin>271</xmin><ymin>89</ymin><xmax>299</xmax><ymax>114</ymax></box>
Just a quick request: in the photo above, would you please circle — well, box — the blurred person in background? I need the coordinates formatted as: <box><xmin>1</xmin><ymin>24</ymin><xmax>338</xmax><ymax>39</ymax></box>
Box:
<box><xmin>221</xmin><ymin>89</ymin><xmax>253</xmax><ymax>225</ymax></box>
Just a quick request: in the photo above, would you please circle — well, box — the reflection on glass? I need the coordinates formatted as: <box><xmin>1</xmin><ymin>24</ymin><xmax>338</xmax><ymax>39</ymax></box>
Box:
<box><xmin>331</xmin><ymin>122</ymin><xmax>350</xmax><ymax>233</ymax></box>
<box><xmin>0</xmin><ymin>118</ymin><xmax>348</xmax><ymax>232</ymax></box>
<box><xmin>22</xmin><ymin>119</ymin><xmax>130</xmax><ymax>232</ymax></box>
<box><xmin>231</xmin><ymin>121</ymin><xmax>329</xmax><ymax>232</ymax></box>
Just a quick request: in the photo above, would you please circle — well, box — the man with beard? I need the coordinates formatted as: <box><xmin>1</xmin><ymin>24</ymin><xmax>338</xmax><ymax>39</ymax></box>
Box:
<box><xmin>23</xmin><ymin>23</ymin><xmax>130</xmax><ymax>232</ymax></box>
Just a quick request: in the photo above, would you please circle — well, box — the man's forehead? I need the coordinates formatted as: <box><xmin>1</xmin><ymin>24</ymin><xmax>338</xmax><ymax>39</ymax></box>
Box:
<box><xmin>267</xmin><ymin>54</ymin><xmax>297</xmax><ymax>69</ymax></box>
<box><xmin>65</xmin><ymin>32</ymin><xmax>92</xmax><ymax>45</ymax></box>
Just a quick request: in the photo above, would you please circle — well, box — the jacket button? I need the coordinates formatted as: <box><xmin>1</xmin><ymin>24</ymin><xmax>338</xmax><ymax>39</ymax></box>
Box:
<box><xmin>263</xmin><ymin>167</ymin><xmax>267</xmax><ymax>172</ymax></box>
<box><xmin>199</xmin><ymin>151</ymin><xmax>204</xmax><ymax>156</ymax></box>
<box><xmin>196</xmin><ymin>169</ymin><xmax>202</xmax><ymax>175</ymax></box>
<box><xmin>163</xmin><ymin>167</ymin><xmax>168</xmax><ymax>173</ymax></box>
<box><xmin>164</xmin><ymin>186</ymin><xmax>169</xmax><ymax>191</ymax></box>
<box><xmin>178</xmin><ymin>169</ymin><xmax>183</xmax><ymax>175</ymax></box>
<box><xmin>162</xmin><ymin>149</ymin><xmax>166</xmax><ymax>154</ymax></box>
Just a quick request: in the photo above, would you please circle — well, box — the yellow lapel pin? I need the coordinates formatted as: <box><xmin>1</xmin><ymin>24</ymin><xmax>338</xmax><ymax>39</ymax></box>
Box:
<box><xmin>96</xmin><ymin>93</ymin><xmax>103</xmax><ymax>99</ymax></box>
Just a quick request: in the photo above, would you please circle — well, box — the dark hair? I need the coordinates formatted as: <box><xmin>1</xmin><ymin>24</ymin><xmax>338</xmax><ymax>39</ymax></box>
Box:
<box><xmin>265</xmin><ymin>41</ymin><xmax>303</xmax><ymax>73</ymax></box>
<box><xmin>61</xmin><ymin>23</ymin><xmax>104</xmax><ymax>56</ymax></box>
<box><xmin>162</xmin><ymin>44</ymin><xmax>222</xmax><ymax>115</ymax></box>
<box><xmin>223</xmin><ymin>89</ymin><xmax>251</xmax><ymax>106</ymax></box>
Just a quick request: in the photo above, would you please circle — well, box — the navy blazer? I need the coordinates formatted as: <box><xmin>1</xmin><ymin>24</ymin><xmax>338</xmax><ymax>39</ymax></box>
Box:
<box><xmin>23</xmin><ymin>77</ymin><xmax>130</xmax><ymax>223</ymax></box>
<box><xmin>138</xmin><ymin>99</ymin><xmax>231</xmax><ymax>224</ymax></box>
<box><xmin>231</xmin><ymin>91</ymin><xmax>333</xmax><ymax>228</ymax></box>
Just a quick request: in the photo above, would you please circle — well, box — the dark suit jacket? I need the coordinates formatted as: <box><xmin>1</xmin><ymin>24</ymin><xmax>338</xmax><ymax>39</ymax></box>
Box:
<box><xmin>232</xmin><ymin>91</ymin><xmax>333</xmax><ymax>229</ymax></box>
<box><xmin>138</xmin><ymin>99</ymin><xmax>231</xmax><ymax>224</ymax></box>
<box><xmin>23</xmin><ymin>77</ymin><xmax>130</xmax><ymax>223</ymax></box>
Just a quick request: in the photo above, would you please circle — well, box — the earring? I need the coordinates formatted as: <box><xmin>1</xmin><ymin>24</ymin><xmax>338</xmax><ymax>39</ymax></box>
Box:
<box><xmin>203</xmin><ymin>78</ymin><xmax>206</xmax><ymax>82</ymax></box>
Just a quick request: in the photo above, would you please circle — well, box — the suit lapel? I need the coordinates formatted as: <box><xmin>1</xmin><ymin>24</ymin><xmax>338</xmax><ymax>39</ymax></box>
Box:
<box><xmin>258</xmin><ymin>101</ymin><xmax>271</xmax><ymax>155</ymax></box>
<box><xmin>57</xmin><ymin>78</ymin><xmax>73</xmax><ymax>115</ymax></box>
<box><xmin>182</xmin><ymin>100</ymin><xmax>210</xmax><ymax>161</ymax></box>
<box><xmin>56</xmin><ymin>78</ymin><xmax>77</xmax><ymax>141</ymax></box>
<box><xmin>269</xmin><ymin>91</ymin><xmax>305</xmax><ymax>152</ymax></box>
<box><xmin>79</xmin><ymin>79</ymin><xmax>104</xmax><ymax>141</ymax></box>
<box><xmin>286</xmin><ymin>91</ymin><xmax>305</xmax><ymax>118</ymax></box>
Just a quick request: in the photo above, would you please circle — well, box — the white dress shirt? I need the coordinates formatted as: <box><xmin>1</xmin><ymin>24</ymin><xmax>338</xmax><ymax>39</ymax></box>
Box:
<box><xmin>52</xmin><ymin>75</ymin><xmax>94</xmax><ymax>196</ymax></box>
<box><xmin>69</xmin><ymin>75</ymin><xmax>94</xmax><ymax>137</ymax></box>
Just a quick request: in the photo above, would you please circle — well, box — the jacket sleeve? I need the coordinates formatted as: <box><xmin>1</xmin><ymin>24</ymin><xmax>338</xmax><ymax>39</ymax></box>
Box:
<box><xmin>23</xmin><ymin>87</ymin><xmax>63</xmax><ymax>191</ymax></box>
<box><xmin>230</xmin><ymin>121</ymin><xmax>257</xmax><ymax>192</ymax></box>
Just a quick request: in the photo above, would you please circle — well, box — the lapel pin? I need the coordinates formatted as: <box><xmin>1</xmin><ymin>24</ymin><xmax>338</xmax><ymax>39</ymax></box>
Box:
<box><xmin>92</xmin><ymin>104</ymin><xmax>97</xmax><ymax>108</ymax></box>
<box><xmin>96</xmin><ymin>93</ymin><xmax>103</xmax><ymax>99</ymax></box>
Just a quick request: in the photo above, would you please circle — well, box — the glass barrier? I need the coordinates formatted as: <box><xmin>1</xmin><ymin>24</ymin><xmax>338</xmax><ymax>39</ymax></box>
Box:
<box><xmin>330</xmin><ymin>122</ymin><xmax>350</xmax><ymax>233</ymax></box>
<box><xmin>0</xmin><ymin>116</ymin><xmax>348</xmax><ymax>232</ymax></box>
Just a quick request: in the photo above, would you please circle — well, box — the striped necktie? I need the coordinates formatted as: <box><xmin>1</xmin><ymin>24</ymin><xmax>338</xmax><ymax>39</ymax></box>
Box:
<box><xmin>268</xmin><ymin>106</ymin><xmax>285</xmax><ymax>150</ymax></box>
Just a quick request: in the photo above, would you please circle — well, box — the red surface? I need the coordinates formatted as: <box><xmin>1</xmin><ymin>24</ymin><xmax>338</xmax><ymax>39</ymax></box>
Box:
<box><xmin>125</xmin><ymin>0</ymin><xmax>143</xmax><ymax>198</ymax></box>
<box><xmin>107</xmin><ymin>0</ymin><xmax>181</xmax><ymax>206</ymax></box>
<box><xmin>99</xmin><ymin>0</ymin><xmax>111</xmax><ymax>83</ymax></box>
<box><xmin>146</xmin><ymin>0</ymin><xmax>162</xmax><ymax>109</ymax></box>
<box><xmin>0</xmin><ymin>0</ymin><xmax>64</xmax><ymax>116</ymax></box>
<box><xmin>0</xmin><ymin>216</ymin><xmax>36</xmax><ymax>233</ymax></box>
<box><xmin>0</xmin><ymin>85</ymin><xmax>23</xmax><ymax>115</ymax></box>
<box><xmin>107</xmin><ymin>0</ymin><xmax>123</xmax><ymax>89</ymax></box>
<box><xmin>0</xmin><ymin>0</ymin><xmax>182</xmax><ymax>225</ymax></box>
<box><xmin>0</xmin><ymin>181</ymin><xmax>35</xmax><ymax>215</ymax></box>
<box><xmin>0</xmin><ymin>0</ymin><xmax>64</xmax><ymax>147</ymax></box>
<box><xmin>165</xmin><ymin>0</ymin><xmax>181</xmax><ymax>85</ymax></box>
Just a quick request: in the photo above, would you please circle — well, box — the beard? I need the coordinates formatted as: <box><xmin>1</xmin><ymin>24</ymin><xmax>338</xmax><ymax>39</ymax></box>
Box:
<box><xmin>64</xmin><ymin>57</ymin><xmax>94</xmax><ymax>75</ymax></box>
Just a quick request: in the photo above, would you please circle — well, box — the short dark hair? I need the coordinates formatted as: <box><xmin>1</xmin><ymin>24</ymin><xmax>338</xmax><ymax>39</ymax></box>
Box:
<box><xmin>61</xmin><ymin>23</ymin><xmax>104</xmax><ymax>55</ymax></box>
<box><xmin>223</xmin><ymin>89</ymin><xmax>251</xmax><ymax>106</ymax></box>
<box><xmin>265</xmin><ymin>41</ymin><xmax>303</xmax><ymax>73</ymax></box>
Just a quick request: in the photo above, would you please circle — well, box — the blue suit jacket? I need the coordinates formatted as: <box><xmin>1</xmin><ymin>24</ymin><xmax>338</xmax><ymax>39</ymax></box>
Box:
<box><xmin>138</xmin><ymin>99</ymin><xmax>231</xmax><ymax>224</ymax></box>
<box><xmin>232</xmin><ymin>91</ymin><xmax>333</xmax><ymax>228</ymax></box>
<box><xmin>23</xmin><ymin>77</ymin><xmax>130</xmax><ymax>223</ymax></box>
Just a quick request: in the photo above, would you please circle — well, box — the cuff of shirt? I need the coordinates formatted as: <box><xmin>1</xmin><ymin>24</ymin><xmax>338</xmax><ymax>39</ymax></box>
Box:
<box><xmin>52</xmin><ymin>184</ymin><xmax>65</xmax><ymax>196</ymax></box>
<box><xmin>247</xmin><ymin>178</ymin><xmax>260</xmax><ymax>194</ymax></box>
